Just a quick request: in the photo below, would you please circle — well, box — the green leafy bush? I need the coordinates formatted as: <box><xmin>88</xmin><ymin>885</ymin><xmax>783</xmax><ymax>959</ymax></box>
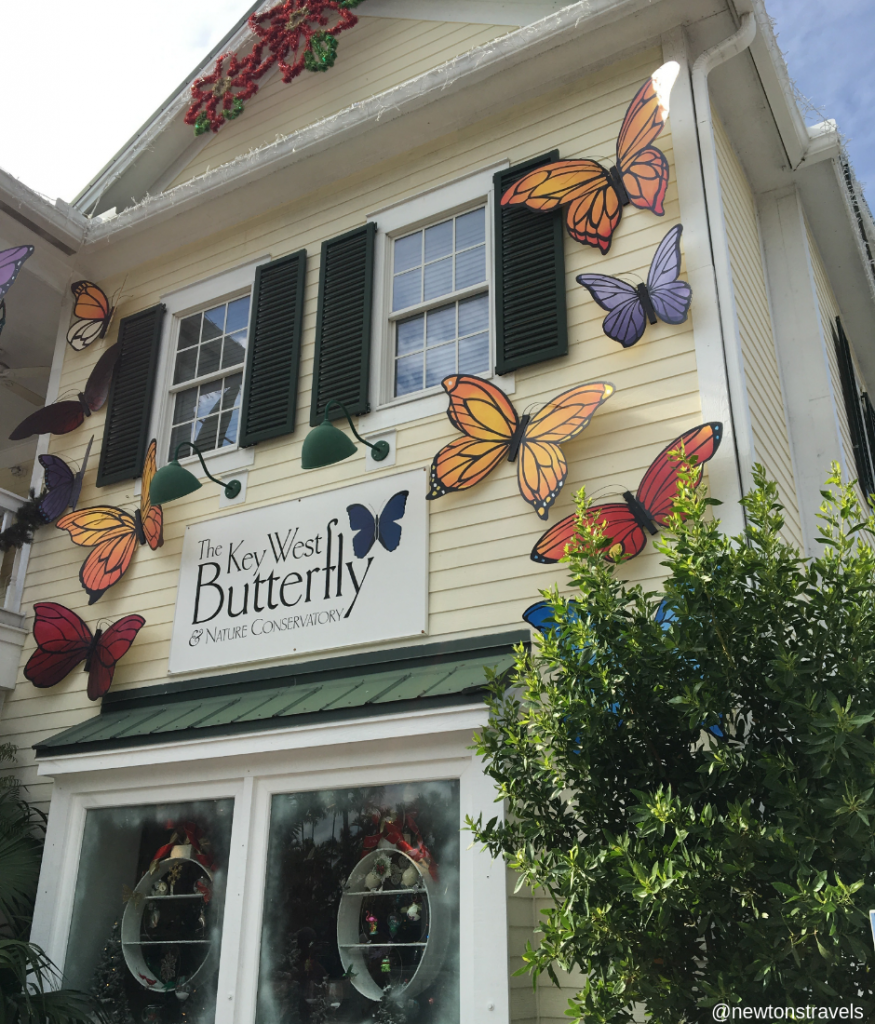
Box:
<box><xmin>470</xmin><ymin>464</ymin><xmax>875</xmax><ymax>1021</ymax></box>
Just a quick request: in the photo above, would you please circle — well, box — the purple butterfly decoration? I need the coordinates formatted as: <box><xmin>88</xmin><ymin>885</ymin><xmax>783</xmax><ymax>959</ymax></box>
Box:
<box><xmin>38</xmin><ymin>436</ymin><xmax>94</xmax><ymax>523</ymax></box>
<box><xmin>0</xmin><ymin>246</ymin><xmax>34</xmax><ymax>301</ymax></box>
<box><xmin>576</xmin><ymin>224</ymin><xmax>692</xmax><ymax>348</ymax></box>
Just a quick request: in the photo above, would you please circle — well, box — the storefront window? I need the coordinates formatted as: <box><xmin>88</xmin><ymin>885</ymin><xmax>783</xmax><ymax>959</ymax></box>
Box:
<box><xmin>256</xmin><ymin>781</ymin><xmax>460</xmax><ymax>1024</ymax></box>
<box><xmin>64</xmin><ymin>799</ymin><xmax>234</xmax><ymax>1024</ymax></box>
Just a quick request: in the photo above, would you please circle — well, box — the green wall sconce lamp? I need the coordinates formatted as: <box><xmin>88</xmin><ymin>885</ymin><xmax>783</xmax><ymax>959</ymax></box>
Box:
<box><xmin>302</xmin><ymin>400</ymin><xmax>390</xmax><ymax>470</ymax></box>
<box><xmin>149</xmin><ymin>441</ymin><xmax>242</xmax><ymax>504</ymax></box>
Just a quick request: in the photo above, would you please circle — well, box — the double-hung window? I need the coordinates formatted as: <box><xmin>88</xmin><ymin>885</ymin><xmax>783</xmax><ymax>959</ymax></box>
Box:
<box><xmin>391</xmin><ymin>208</ymin><xmax>489</xmax><ymax>398</ymax></box>
<box><xmin>167</xmin><ymin>295</ymin><xmax>250</xmax><ymax>461</ymax></box>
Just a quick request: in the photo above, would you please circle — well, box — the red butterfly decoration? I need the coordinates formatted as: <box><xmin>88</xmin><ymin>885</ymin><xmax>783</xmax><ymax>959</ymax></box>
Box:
<box><xmin>531</xmin><ymin>423</ymin><xmax>722</xmax><ymax>564</ymax></box>
<box><xmin>24</xmin><ymin>602</ymin><xmax>145</xmax><ymax>701</ymax></box>
<box><xmin>9</xmin><ymin>343</ymin><xmax>120</xmax><ymax>440</ymax></box>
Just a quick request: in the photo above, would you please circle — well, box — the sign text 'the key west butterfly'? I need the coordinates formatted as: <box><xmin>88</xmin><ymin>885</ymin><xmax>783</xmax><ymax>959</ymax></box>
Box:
<box><xmin>167</xmin><ymin>469</ymin><xmax>427</xmax><ymax>674</ymax></box>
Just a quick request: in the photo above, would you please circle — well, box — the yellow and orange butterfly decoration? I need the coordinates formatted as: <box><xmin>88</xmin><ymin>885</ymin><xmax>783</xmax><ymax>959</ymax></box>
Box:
<box><xmin>56</xmin><ymin>439</ymin><xmax>163</xmax><ymax>604</ymax></box>
<box><xmin>427</xmin><ymin>375</ymin><xmax>614</xmax><ymax>520</ymax></box>
<box><xmin>500</xmin><ymin>61</ymin><xmax>680</xmax><ymax>254</ymax></box>
<box><xmin>66</xmin><ymin>280</ymin><xmax>116</xmax><ymax>351</ymax></box>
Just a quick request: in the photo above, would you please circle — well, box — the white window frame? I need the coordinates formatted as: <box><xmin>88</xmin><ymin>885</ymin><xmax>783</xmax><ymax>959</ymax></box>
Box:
<box><xmin>359</xmin><ymin>163</ymin><xmax>514</xmax><ymax>436</ymax></box>
<box><xmin>150</xmin><ymin>258</ymin><xmax>271</xmax><ymax>481</ymax></box>
<box><xmin>31</xmin><ymin>705</ymin><xmax>510</xmax><ymax>1024</ymax></box>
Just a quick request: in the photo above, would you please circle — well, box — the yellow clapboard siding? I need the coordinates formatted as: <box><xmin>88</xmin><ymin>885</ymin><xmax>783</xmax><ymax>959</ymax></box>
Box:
<box><xmin>168</xmin><ymin>18</ymin><xmax>516</xmax><ymax>190</ymax></box>
<box><xmin>712</xmin><ymin>113</ymin><xmax>803</xmax><ymax>548</ymax></box>
<box><xmin>0</xmin><ymin>47</ymin><xmax>708</xmax><ymax>818</ymax></box>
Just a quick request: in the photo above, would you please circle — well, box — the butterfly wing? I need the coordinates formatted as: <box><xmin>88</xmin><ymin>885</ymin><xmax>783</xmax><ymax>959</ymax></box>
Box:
<box><xmin>646</xmin><ymin>224</ymin><xmax>692</xmax><ymax>325</ymax></box>
<box><xmin>565</xmin><ymin>179</ymin><xmax>622</xmax><ymax>253</ymax></box>
<box><xmin>530</xmin><ymin>502</ymin><xmax>648</xmax><ymax>564</ymax></box>
<box><xmin>67</xmin><ymin>281</ymin><xmax>112</xmax><ymax>353</ymax></box>
<box><xmin>375</xmin><ymin>490</ymin><xmax>409</xmax><ymax>553</ymax></box>
<box><xmin>9</xmin><ymin>401</ymin><xmax>85</xmax><ymax>440</ymax></box>
<box><xmin>0</xmin><ymin>246</ymin><xmax>34</xmax><ymax>300</ymax></box>
<box><xmin>635</xmin><ymin>422</ymin><xmax>723</xmax><ymax>527</ymax></box>
<box><xmin>576</xmin><ymin>274</ymin><xmax>647</xmax><ymax>347</ymax></box>
<box><xmin>522</xmin><ymin>600</ymin><xmax>557</xmax><ymax>634</ymax></box>
<box><xmin>56</xmin><ymin>508</ymin><xmax>139</xmax><ymax>605</ymax></box>
<box><xmin>67</xmin><ymin>318</ymin><xmax>110</xmax><ymax>353</ymax></box>
<box><xmin>24</xmin><ymin>602</ymin><xmax>92</xmax><ymax>689</ymax></box>
<box><xmin>427</xmin><ymin>375</ymin><xmax>517</xmax><ymax>499</ymax></box>
<box><xmin>87</xmin><ymin>614</ymin><xmax>146</xmax><ymax>701</ymax></box>
<box><xmin>0</xmin><ymin>299</ymin><xmax>5</xmax><ymax>337</ymax></box>
<box><xmin>37</xmin><ymin>455</ymin><xmax>75</xmax><ymax>523</ymax></box>
<box><xmin>139</xmin><ymin>439</ymin><xmax>164</xmax><ymax>550</ymax></box>
<box><xmin>70</xmin><ymin>436</ymin><xmax>94</xmax><ymax>512</ymax></box>
<box><xmin>83</xmin><ymin>343</ymin><xmax>121</xmax><ymax>412</ymax></box>
<box><xmin>616</xmin><ymin>63</ymin><xmax>678</xmax><ymax>215</ymax></box>
<box><xmin>530</xmin><ymin>512</ymin><xmax>578</xmax><ymax>563</ymax></box>
<box><xmin>347</xmin><ymin>503</ymin><xmax>377</xmax><ymax>559</ymax></box>
<box><xmin>518</xmin><ymin>382</ymin><xmax>614</xmax><ymax>519</ymax></box>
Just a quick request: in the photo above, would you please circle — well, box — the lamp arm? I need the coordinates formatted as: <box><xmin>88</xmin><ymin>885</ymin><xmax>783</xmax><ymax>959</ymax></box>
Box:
<box><xmin>323</xmin><ymin>401</ymin><xmax>389</xmax><ymax>461</ymax></box>
<box><xmin>172</xmin><ymin>441</ymin><xmax>226</xmax><ymax>488</ymax></box>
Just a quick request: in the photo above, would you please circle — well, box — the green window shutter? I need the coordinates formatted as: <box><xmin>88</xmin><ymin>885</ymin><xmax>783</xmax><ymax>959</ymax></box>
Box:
<box><xmin>832</xmin><ymin>317</ymin><xmax>875</xmax><ymax>498</ymax></box>
<box><xmin>309</xmin><ymin>223</ymin><xmax>376</xmax><ymax>426</ymax></box>
<box><xmin>96</xmin><ymin>304</ymin><xmax>165</xmax><ymax>487</ymax></box>
<box><xmin>494</xmin><ymin>152</ymin><xmax>568</xmax><ymax>375</ymax></box>
<box><xmin>238</xmin><ymin>250</ymin><xmax>307</xmax><ymax>446</ymax></box>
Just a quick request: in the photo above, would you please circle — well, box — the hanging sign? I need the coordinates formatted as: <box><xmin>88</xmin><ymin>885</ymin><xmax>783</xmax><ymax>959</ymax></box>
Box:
<box><xmin>167</xmin><ymin>469</ymin><xmax>427</xmax><ymax>674</ymax></box>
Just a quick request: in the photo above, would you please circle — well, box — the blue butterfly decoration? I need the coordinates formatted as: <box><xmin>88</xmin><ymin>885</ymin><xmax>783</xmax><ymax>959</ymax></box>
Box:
<box><xmin>38</xmin><ymin>435</ymin><xmax>94</xmax><ymax>523</ymax></box>
<box><xmin>576</xmin><ymin>224</ymin><xmax>692</xmax><ymax>348</ymax></box>
<box><xmin>346</xmin><ymin>490</ymin><xmax>409</xmax><ymax>559</ymax></box>
<box><xmin>522</xmin><ymin>597</ymin><xmax>722</xmax><ymax>737</ymax></box>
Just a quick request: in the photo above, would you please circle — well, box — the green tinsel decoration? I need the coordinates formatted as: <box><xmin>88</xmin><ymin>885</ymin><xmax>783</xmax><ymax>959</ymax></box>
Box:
<box><xmin>0</xmin><ymin>493</ymin><xmax>45</xmax><ymax>553</ymax></box>
<box><xmin>304</xmin><ymin>32</ymin><xmax>339</xmax><ymax>72</ymax></box>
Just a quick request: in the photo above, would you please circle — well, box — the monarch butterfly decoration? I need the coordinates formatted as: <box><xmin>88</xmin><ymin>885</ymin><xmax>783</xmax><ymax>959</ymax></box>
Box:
<box><xmin>24</xmin><ymin>601</ymin><xmax>145</xmax><ymax>701</ymax></box>
<box><xmin>500</xmin><ymin>62</ymin><xmax>680</xmax><ymax>254</ymax></box>
<box><xmin>426</xmin><ymin>375</ymin><xmax>614</xmax><ymax>520</ymax></box>
<box><xmin>56</xmin><ymin>440</ymin><xmax>164</xmax><ymax>604</ymax></box>
<box><xmin>9</xmin><ymin>342</ymin><xmax>120</xmax><ymax>440</ymax></box>
<box><xmin>531</xmin><ymin>422</ymin><xmax>722</xmax><ymax>563</ymax></box>
<box><xmin>577</xmin><ymin>224</ymin><xmax>692</xmax><ymax>347</ymax></box>
<box><xmin>66</xmin><ymin>280</ymin><xmax>116</xmax><ymax>351</ymax></box>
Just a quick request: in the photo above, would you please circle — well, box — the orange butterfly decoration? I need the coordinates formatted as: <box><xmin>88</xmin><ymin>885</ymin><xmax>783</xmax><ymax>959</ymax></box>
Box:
<box><xmin>501</xmin><ymin>61</ymin><xmax>680</xmax><ymax>254</ymax></box>
<box><xmin>427</xmin><ymin>375</ymin><xmax>614</xmax><ymax>520</ymax></box>
<box><xmin>56</xmin><ymin>439</ymin><xmax>163</xmax><ymax>605</ymax></box>
<box><xmin>66</xmin><ymin>281</ymin><xmax>116</xmax><ymax>351</ymax></box>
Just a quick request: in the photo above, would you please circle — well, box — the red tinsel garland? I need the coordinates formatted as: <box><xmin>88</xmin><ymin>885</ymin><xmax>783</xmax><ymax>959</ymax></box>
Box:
<box><xmin>184</xmin><ymin>0</ymin><xmax>363</xmax><ymax>135</ymax></box>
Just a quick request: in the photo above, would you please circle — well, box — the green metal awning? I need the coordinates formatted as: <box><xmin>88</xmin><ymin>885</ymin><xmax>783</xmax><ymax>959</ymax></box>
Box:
<box><xmin>34</xmin><ymin>634</ymin><xmax>524</xmax><ymax>758</ymax></box>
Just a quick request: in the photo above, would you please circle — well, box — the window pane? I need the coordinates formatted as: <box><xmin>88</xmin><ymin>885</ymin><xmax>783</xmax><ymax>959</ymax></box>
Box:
<box><xmin>197</xmin><ymin>341</ymin><xmax>221</xmax><ymax>378</ymax></box>
<box><xmin>394</xmin><ymin>232</ymin><xmax>422</xmax><ymax>274</ymax></box>
<box><xmin>458</xmin><ymin>294</ymin><xmax>489</xmax><ymax>337</ymax></box>
<box><xmin>202</xmin><ymin>306</ymin><xmax>225</xmax><ymax>340</ymax></box>
<box><xmin>225</xmin><ymin>296</ymin><xmax>250</xmax><ymax>334</ymax></box>
<box><xmin>221</xmin><ymin>331</ymin><xmax>247</xmax><ymax>370</ymax></box>
<box><xmin>395</xmin><ymin>353</ymin><xmax>423</xmax><ymax>396</ymax></box>
<box><xmin>396</xmin><ymin>316</ymin><xmax>424</xmax><ymax>357</ymax></box>
<box><xmin>168</xmin><ymin>423</ymin><xmax>191</xmax><ymax>461</ymax></box>
<box><xmin>459</xmin><ymin>332</ymin><xmax>490</xmax><ymax>375</ymax></box>
<box><xmin>195</xmin><ymin>414</ymin><xmax>219</xmax><ymax>451</ymax></box>
<box><xmin>455</xmin><ymin>207</ymin><xmax>485</xmax><ymax>250</ymax></box>
<box><xmin>455</xmin><ymin>245</ymin><xmax>485</xmax><ymax>290</ymax></box>
<box><xmin>173</xmin><ymin>387</ymin><xmax>197</xmax><ymax>425</ymax></box>
<box><xmin>426</xmin><ymin>305</ymin><xmax>456</xmax><ymax>347</ymax></box>
<box><xmin>393</xmin><ymin>269</ymin><xmax>421</xmax><ymax>312</ymax></box>
<box><xmin>423</xmin><ymin>257</ymin><xmax>452</xmax><ymax>302</ymax></box>
<box><xmin>255</xmin><ymin>781</ymin><xmax>460</xmax><ymax>1024</ymax></box>
<box><xmin>174</xmin><ymin>347</ymin><xmax>198</xmax><ymax>385</ymax></box>
<box><xmin>63</xmin><ymin>800</ymin><xmax>234</xmax><ymax>1024</ymax></box>
<box><xmin>424</xmin><ymin>219</ymin><xmax>453</xmax><ymax>263</ymax></box>
<box><xmin>426</xmin><ymin>344</ymin><xmax>455</xmax><ymax>388</ymax></box>
<box><xmin>219</xmin><ymin>408</ymin><xmax>239</xmax><ymax>447</ymax></box>
<box><xmin>222</xmin><ymin>373</ymin><xmax>243</xmax><ymax>409</ymax></box>
<box><xmin>197</xmin><ymin>385</ymin><xmax>222</xmax><ymax>420</ymax></box>
<box><xmin>178</xmin><ymin>314</ymin><xmax>201</xmax><ymax>350</ymax></box>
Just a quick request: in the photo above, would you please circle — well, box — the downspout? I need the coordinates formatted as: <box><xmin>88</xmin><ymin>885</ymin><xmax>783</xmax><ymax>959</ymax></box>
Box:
<box><xmin>691</xmin><ymin>13</ymin><xmax>758</xmax><ymax>504</ymax></box>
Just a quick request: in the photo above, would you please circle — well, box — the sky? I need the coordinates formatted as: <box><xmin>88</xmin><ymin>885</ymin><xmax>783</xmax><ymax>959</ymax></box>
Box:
<box><xmin>0</xmin><ymin>1</ymin><xmax>872</xmax><ymax>204</ymax></box>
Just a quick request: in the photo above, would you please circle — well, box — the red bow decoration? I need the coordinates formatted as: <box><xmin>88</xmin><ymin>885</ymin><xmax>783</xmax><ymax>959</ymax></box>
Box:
<box><xmin>360</xmin><ymin>812</ymin><xmax>438</xmax><ymax>880</ymax></box>
<box><xmin>150</xmin><ymin>821</ymin><xmax>216</xmax><ymax>874</ymax></box>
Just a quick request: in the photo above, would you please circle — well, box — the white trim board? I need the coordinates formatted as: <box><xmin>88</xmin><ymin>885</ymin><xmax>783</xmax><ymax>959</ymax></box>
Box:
<box><xmin>358</xmin><ymin>0</ymin><xmax>571</xmax><ymax>25</ymax></box>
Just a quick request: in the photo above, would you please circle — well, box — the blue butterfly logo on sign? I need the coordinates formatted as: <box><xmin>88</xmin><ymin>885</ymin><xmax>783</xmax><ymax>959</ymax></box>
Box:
<box><xmin>576</xmin><ymin>223</ymin><xmax>692</xmax><ymax>348</ymax></box>
<box><xmin>346</xmin><ymin>490</ymin><xmax>409</xmax><ymax>559</ymax></box>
